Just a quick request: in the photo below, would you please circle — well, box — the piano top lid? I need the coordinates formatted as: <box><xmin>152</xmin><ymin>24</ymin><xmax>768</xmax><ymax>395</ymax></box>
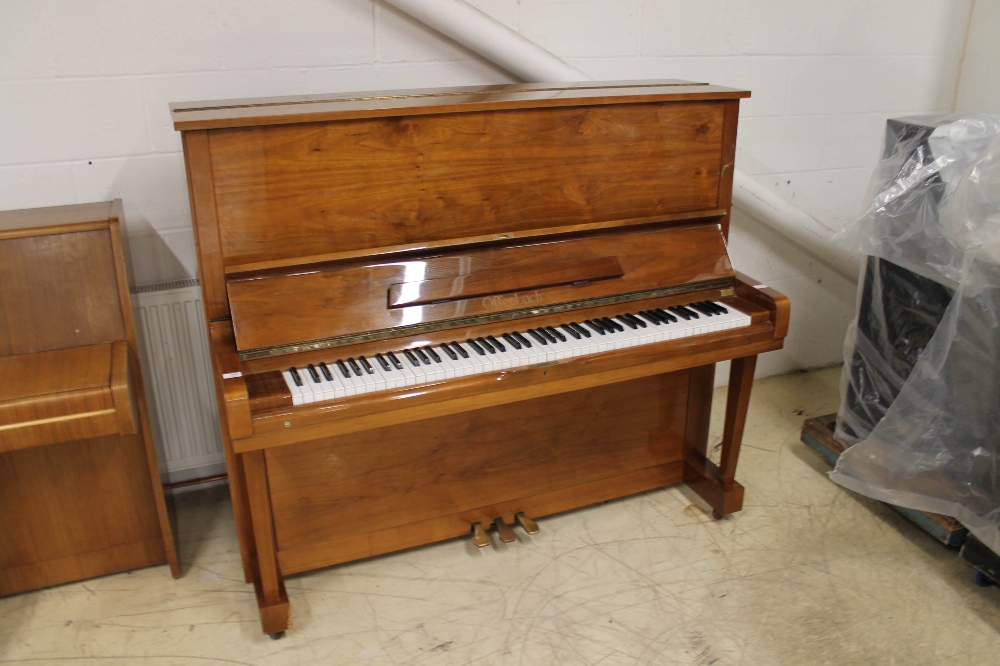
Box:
<box><xmin>170</xmin><ymin>79</ymin><xmax>751</xmax><ymax>131</ymax></box>
<box><xmin>0</xmin><ymin>201</ymin><xmax>118</xmax><ymax>239</ymax></box>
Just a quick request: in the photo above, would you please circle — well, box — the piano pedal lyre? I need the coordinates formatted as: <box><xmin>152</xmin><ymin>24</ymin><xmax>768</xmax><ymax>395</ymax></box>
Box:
<box><xmin>493</xmin><ymin>517</ymin><xmax>517</xmax><ymax>543</ymax></box>
<box><xmin>515</xmin><ymin>512</ymin><xmax>540</xmax><ymax>535</ymax></box>
<box><xmin>471</xmin><ymin>522</ymin><xmax>490</xmax><ymax>548</ymax></box>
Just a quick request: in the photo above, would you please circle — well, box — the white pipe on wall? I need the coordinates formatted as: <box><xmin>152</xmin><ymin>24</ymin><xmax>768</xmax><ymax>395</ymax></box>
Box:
<box><xmin>383</xmin><ymin>0</ymin><xmax>861</xmax><ymax>282</ymax></box>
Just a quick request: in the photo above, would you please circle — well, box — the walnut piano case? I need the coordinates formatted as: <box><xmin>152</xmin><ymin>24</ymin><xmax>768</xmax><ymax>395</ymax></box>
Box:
<box><xmin>0</xmin><ymin>202</ymin><xmax>179</xmax><ymax>597</ymax></box>
<box><xmin>172</xmin><ymin>80</ymin><xmax>789</xmax><ymax>635</ymax></box>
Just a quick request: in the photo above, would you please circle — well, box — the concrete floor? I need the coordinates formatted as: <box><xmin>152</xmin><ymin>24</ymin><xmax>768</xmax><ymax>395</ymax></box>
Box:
<box><xmin>2</xmin><ymin>366</ymin><xmax>999</xmax><ymax>665</ymax></box>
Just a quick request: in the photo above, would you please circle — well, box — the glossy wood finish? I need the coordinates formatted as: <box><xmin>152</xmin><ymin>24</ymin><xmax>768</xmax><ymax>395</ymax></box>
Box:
<box><xmin>208</xmin><ymin>101</ymin><xmax>726</xmax><ymax>269</ymax></box>
<box><xmin>387</xmin><ymin>255</ymin><xmax>624</xmax><ymax>309</ymax></box>
<box><xmin>0</xmin><ymin>432</ymin><xmax>170</xmax><ymax>596</ymax></box>
<box><xmin>0</xmin><ymin>202</ymin><xmax>179</xmax><ymax>596</ymax></box>
<box><xmin>171</xmin><ymin>80</ymin><xmax>750</xmax><ymax>131</ymax></box>
<box><xmin>176</xmin><ymin>81</ymin><xmax>786</xmax><ymax>635</ymax></box>
<box><xmin>0</xmin><ymin>344</ymin><xmax>131</xmax><ymax>453</ymax></box>
<box><xmin>0</xmin><ymin>227</ymin><xmax>125</xmax><ymax>357</ymax></box>
<box><xmin>266</xmin><ymin>373</ymin><xmax>685</xmax><ymax>568</ymax></box>
<box><xmin>227</xmin><ymin>223</ymin><xmax>733</xmax><ymax>352</ymax></box>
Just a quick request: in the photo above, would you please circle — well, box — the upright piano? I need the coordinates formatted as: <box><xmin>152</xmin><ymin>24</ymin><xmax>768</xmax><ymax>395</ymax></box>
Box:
<box><xmin>0</xmin><ymin>201</ymin><xmax>179</xmax><ymax>596</ymax></box>
<box><xmin>171</xmin><ymin>80</ymin><xmax>789</xmax><ymax>636</ymax></box>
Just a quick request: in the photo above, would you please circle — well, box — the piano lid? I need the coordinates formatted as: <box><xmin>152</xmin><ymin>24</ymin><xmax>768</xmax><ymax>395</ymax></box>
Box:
<box><xmin>227</xmin><ymin>223</ymin><xmax>735</xmax><ymax>356</ymax></box>
<box><xmin>170</xmin><ymin>79</ymin><xmax>750</xmax><ymax>131</ymax></box>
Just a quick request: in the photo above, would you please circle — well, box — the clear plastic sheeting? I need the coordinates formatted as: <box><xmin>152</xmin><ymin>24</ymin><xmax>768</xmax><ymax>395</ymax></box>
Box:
<box><xmin>831</xmin><ymin>115</ymin><xmax>1000</xmax><ymax>554</ymax></box>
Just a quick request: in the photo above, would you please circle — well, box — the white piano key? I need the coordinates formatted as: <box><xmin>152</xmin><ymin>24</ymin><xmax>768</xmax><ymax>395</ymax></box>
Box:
<box><xmin>282</xmin><ymin>370</ymin><xmax>305</xmax><ymax>406</ymax></box>
<box><xmin>335</xmin><ymin>361</ymin><xmax>362</xmax><ymax>396</ymax></box>
<box><xmin>296</xmin><ymin>369</ymin><xmax>319</xmax><ymax>403</ymax></box>
<box><xmin>281</xmin><ymin>301</ymin><xmax>753</xmax><ymax>407</ymax></box>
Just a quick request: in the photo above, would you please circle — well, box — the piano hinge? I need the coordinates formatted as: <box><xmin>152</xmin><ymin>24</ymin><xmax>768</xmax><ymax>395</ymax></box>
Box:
<box><xmin>237</xmin><ymin>278</ymin><xmax>734</xmax><ymax>361</ymax></box>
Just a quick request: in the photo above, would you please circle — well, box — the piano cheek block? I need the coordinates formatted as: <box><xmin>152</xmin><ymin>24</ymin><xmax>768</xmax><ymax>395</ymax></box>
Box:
<box><xmin>174</xmin><ymin>79</ymin><xmax>786</xmax><ymax>636</ymax></box>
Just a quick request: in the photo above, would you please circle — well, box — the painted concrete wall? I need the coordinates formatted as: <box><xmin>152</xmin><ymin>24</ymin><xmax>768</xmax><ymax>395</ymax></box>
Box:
<box><xmin>0</xmin><ymin>0</ymin><xmax>973</xmax><ymax>376</ymax></box>
<box><xmin>955</xmin><ymin>0</ymin><xmax>1000</xmax><ymax>112</ymax></box>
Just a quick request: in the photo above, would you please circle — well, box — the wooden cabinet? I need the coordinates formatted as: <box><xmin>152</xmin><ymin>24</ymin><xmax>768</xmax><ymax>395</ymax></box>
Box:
<box><xmin>0</xmin><ymin>201</ymin><xmax>179</xmax><ymax>596</ymax></box>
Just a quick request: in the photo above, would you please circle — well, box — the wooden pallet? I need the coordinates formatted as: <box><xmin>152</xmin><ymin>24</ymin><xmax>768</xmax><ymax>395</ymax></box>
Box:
<box><xmin>801</xmin><ymin>414</ymin><xmax>968</xmax><ymax>547</ymax></box>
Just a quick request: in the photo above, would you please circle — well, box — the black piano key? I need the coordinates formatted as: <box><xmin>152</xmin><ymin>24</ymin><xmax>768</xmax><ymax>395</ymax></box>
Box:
<box><xmin>571</xmin><ymin>322</ymin><xmax>591</xmax><ymax>338</ymax></box>
<box><xmin>487</xmin><ymin>335</ymin><xmax>506</xmax><ymax>352</ymax></box>
<box><xmin>289</xmin><ymin>367</ymin><xmax>303</xmax><ymax>387</ymax></box>
<box><xmin>387</xmin><ymin>351</ymin><xmax>404</xmax><ymax>370</ymax></box>
<box><xmin>336</xmin><ymin>359</ymin><xmax>351</xmax><ymax>378</ymax></box>
<box><xmin>677</xmin><ymin>305</ymin><xmax>699</xmax><ymax>319</ymax></box>
<box><xmin>615</xmin><ymin>315</ymin><xmax>637</xmax><ymax>330</ymax></box>
<box><xmin>424</xmin><ymin>346</ymin><xmax>441</xmax><ymax>363</ymax></box>
<box><xmin>638</xmin><ymin>311</ymin><xmax>661</xmax><ymax>326</ymax></box>
<box><xmin>414</xmin><ymin>347</ymin><xmax>431</xmax><ymax>365</ymax></box>
<box><xmin>476</xmin><ymin>336</ymin><xmax>495</xmax><ymax>353</ymax></box>
<box><xmin>713</xmin><ymin>301</ymin><xmax>729</xmax><ymax>314</ymax></box>
<box><xmin>545</xmin><ymin>326</ymin><xmax>566</xmax><ymax>342</ymax></box>
<box><xmin>502</xmin><ymin>333</ymin><xmax>521</xmax><ymax>350</ymax></box>
<box><xmin>668</xmin><ymin>306</ymin><xmax>691</xmax><ymax>320</ymax></box>
<box><xmin>359</xmin><ymin>356</ymin><xmax>374</xmax><ymax>373</ymax></box>
<box><xmin>690</xmin><ymin>302</ymin><xmax>714</xmax><ymax>316</ymax></box>
<box><xmin>654</xmin><ymin>308</ymin><xmax>677</xmax><ymax>323</ymax></box>
<box><xmin>402</xmin><ymin>349</ymin><xmax>420</xmax><ymax>366</ymax></box>
<box><xmin>705</xmin><ymin>301</ymin><xmax>725</xmax><ymax>315</ymax></box>
<box><xmin>319</xmin><ymin>361</ymin><xmax>334</xmax><ymax>380</ymax></box>
<box><xmin>347</xmin><ymin>357</ymin><xmax>364</xmax><ymax>376</ymax></box>
<box><xmin>561</xmin><ymin>324</ymin><xmax>581</xmax><ymax>340</ymax></box>
<box><xmin>513</xmin><ymin>331</ymin><xmax>532</xmax><ymax>347</ymax></box>
<box><xmin>374</xmin><ymin>353</ymin><xmax>391</xmax><ymax>371</ymax></box>
<box><xmin>466</xmin><ymin>338</ymin><xmax>486</xmax><ymax>355</ymax></box>
<box><xmin>538</xmin><ymin>328</ymin><xmax>558</xmax><ymax>343</ymax></box>
<box><xmin>527</xmin><ymin>329</ymin><xmax>548</xmax><ymax>344</ymax></box>
<box><xmin>452</xmin><ymin>341</ymin><xmax>470</xmax><ymax>358</ymax></box>
<box><xmin>602</xmin><ymin>317</ymin><xmax>624</xmax><ymax>332</ymax></box>
<box><xmin>306</xmin><ymin>363</ymin><xmax>321</xmax><ymax>383</ymax></box>
<box><xmin>584</xmin><ymin>320</ymin><xmax>606</xmax><ymax>335</ymax></box>
<box><xmin>626</xmin><ymin>313</ymin><xmax>647</xmax><ymax>328</ymax></box>
<box><xmin>440</xmin><ymin>343</ymin><xmax>459</xmax><ymax>360</ymax></box>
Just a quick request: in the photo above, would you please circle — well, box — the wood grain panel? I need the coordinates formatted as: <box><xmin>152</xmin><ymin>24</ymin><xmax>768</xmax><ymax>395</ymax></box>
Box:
<box><xmin>0</xmin><ymin>344</ymin><xmax>111</xmax><ymax>400</ymax></box>
<box><xmin>171</xmin><ymin>80</ymin><xmax>749</xmax><ymax>131</ymax></box>
<box><xmin>0</xmin><ymin>433</ymin><xmax>166</xmax><ymax>596</ymax></box>
<box><xmin>278</xmin><ymin>462</ymin><xmax>683</xmax><ymax>575</ymax></box>
<box><xmin>0</xmin><ymin>230</ymin><xmax>125</xmax><ymax>357</ymax></box>
<box><xmin>209</xmin><ymin>101</ymin><xmax>726</xmax><ymax>266</ymax></box>
<box><xmin>265</xmin><ymin>373</ymin><xmax>687</xmax><ymax>553</ymax></box>
<box><xmin>387</xmin><ymin>256</ymin><xmax>624</xmax><ymax>308</ymax></box>
<box><xmin>227</xmin><ymin>223</ymin><xmax>733</xmax><ymax>351</ymax></box>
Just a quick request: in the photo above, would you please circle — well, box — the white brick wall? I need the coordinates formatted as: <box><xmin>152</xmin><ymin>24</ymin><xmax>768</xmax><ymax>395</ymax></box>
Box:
<box><xmin>955</xmin><ymin>0</ymin><xmax>1000</xmax><ymax>112</ymax></box>
<box><xmin>0</xmin><ymin>0</ymin><xmax>975</xmax><ymax>377</ymax></box>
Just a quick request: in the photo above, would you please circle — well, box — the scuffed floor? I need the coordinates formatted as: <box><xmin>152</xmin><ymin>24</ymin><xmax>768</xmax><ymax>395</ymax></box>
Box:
<box><xmin>2</xmin><ymin>366</ymin><xmax>999</xmax><ymax>665</ymax></box>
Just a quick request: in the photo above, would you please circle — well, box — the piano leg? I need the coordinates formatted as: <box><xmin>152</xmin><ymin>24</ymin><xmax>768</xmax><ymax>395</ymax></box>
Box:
<box><xmin>683</xmin><ymin>356</ymin><xmax>757</xmax><ymax>519</ymax></box>
<box><xmin>243</xmin><ymin>450</ymin><xmax>291</xmax><ymax>635</ymax></box>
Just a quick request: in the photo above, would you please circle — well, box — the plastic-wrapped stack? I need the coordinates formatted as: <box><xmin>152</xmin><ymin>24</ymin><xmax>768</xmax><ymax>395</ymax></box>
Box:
<box><xmin>831</xmin><ymin>115</ymin><xmax>1000</xmax><ymax>553</ymax></box>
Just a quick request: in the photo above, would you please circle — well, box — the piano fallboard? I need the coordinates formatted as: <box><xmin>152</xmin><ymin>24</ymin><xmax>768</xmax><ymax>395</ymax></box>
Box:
<box><xmin>227</xmin><ymin>223</ymin><xmax>735</xmax><ymax>356</ymax></box>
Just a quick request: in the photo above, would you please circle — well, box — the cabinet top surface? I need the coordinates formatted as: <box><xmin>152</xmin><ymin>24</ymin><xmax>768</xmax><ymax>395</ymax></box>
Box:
<box><xmin>170</xmin><ymin>79</ymin><xmax>750</xmax><ymax>131</ymax></box>
<box><xmin>0</xmin><ymin>201</ymin><xmax>115</xmax><ymax>236</ymax></box>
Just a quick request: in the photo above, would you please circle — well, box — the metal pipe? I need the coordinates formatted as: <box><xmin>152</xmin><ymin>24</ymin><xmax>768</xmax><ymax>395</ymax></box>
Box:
<box><xmin>382</xmin><ymin>0</ymin><xmax>860</xmax><ymax>282</ymax></box>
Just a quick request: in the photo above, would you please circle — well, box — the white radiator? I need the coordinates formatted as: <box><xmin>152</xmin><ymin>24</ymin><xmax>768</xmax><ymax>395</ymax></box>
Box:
<box><xmin>132</xmin><ymin>280</ymin><xmax>225</xmax><ymax>484</ymax></box>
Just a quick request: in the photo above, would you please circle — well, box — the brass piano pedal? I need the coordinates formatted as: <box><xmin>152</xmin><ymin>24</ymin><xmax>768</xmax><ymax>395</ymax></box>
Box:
<box><xmin>471</xmin><ymin>522</ymin><xmax>490</xmax><ymax>548</ymax></box>
<box><xmin>515</xmin><ymin>512</ymin><xmax>540</xmax><ymax>535</ymax></box>
<box><xmin>493</xmin><ymin>517</ymin><xmax>517</xmax><ymax>543</ymax></box>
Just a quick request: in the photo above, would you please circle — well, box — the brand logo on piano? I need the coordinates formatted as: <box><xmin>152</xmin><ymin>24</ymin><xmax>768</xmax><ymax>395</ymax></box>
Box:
<box><xmin>483</xmin><ymin>290</ymin><xmax>543</xmax><ymax>310</ymax></box>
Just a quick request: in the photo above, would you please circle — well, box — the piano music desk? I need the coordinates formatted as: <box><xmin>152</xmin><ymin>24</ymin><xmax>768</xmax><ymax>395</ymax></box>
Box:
<box><xmin>173</xmin><ymin>81</ymin><xmax>789</xmax><ymax>635</ymax></box>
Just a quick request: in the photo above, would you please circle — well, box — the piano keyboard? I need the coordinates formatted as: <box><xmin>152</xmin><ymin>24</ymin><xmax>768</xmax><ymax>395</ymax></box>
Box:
<box><xmin>281</xmin><ymin>301</ymin><xmax>750</xmax><ymax>406</ymax></box>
